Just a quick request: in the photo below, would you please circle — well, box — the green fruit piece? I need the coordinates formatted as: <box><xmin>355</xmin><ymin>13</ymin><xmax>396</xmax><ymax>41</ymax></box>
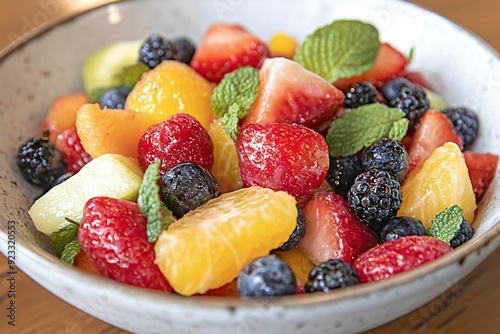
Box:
<box><xmin>82</xmin><ymin>40</ymin><xmax>142</xmax><ymax>102</ymax></box>
<box><xmin>425</xmin><ymin>88</ymin><xmax>449</xmax><ymax>111</ymax></box>
<box><xmin>29</xmin><ymin>154</ymin><xmax>144</xmax><ymax>236</ymax></box>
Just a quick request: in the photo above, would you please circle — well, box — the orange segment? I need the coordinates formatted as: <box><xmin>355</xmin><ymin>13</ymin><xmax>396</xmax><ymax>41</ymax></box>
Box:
<box><xmin>40</xmin><ymin>92</ymin><xmax>88</xmax><ymax>144</ymax></box>
<box><xmin>125</xmin><ymin>60</ymin><xmax>216</xmax><ymax>129</ymax></box>
<box><xmin>398</xmin><ymin>142</ymin><xmax>476</xmax><ymax>229</ymax></box>
<box><xmin>275</xmin><ymin>248</ymin><xmax>314</xmax><ymax>284</ymax></box>
<box><xmin>154</xmin><ymin>186</ymin><xmax>297</xmax><ymax>296</ymax></box>
<box><xmin>76</xmin><ymin>103</ymin><xmax>154</xmax><ymax>159</ymax></box>
<box><xmin>207</xmin><ymin>119</ymin><xmax>243</xmax><ymax>193</ymax></box>
<box><xmin>269</xmin><ymin>32</ymin><xmax>298</xmax><ymax>59</ymax></box>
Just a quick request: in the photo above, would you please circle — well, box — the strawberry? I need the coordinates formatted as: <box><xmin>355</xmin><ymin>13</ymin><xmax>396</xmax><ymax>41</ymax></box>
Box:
<box><xmin>190</xmin><ymin>24</ymin><xmax>269</xmax><ymax>83</ymax></box>
<box><xmin>73</xmin><ymin>250</ymin><xmax>102</xmax><ymax>276</ymax></box>
<box><xmin>242</xmin><ymin>57</ymin><xmax>345</xmax><ymax>133</ymax></box>
<box><xmin>137</xmin><ymin>113</ymin><xmax>214</xmax><ymax>173</ymax></box>
<box><xmin>55</xmin><ymin>127</ymin><xmax>92</xmax><ymax>174</ymax></box>
<box><xmin>333</xmin><ymin>43</ymin><xmax>408</xmax><ymax>91</ymax></box>
<box><xmin>236</xmin><ymin>123</ymin><xmax>329</xmax><ymax>201</ymax></box>
<box><xmin>352</xmin><ymin>236</ymin><xmax>452</xmax><ymax>283</ymax></box>
<box><xmin>404</xmin><ymin>71</ymin><xmax>429</xmax><ymax>88</ymax></box>
<box><xmin>78</xmin><ymin>197</ymin><xmax>173</xmax><ymax>292</ymax></box>
<box><xmin>298</xmin><ymin>192</ymin><xmax>378</xmax><ymax>265</ymax></box>
<box><xmin>406</xmin><ymin>110</ymin><xmax>463</xmax><ymax>174</ymax></box>
<box><xmin>463</xmin><ymin>151</ymin><xmax>499</xmax><ymax>202</ymax></box>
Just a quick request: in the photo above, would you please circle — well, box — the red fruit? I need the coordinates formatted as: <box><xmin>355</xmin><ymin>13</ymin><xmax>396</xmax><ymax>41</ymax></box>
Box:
<box><xmin>73</xmin><ymin>250</ymin><xmax>102</xmax><ymax>276</ymax></box>
<box><xmin>333</xmin><ymin>43</ymin><xmax>408</xmax><ymax>91</ymax></box>
<box><xmin>236</xmin><ymin>123</ymin><xmax>329</xmax><ymax>201</ymax></box>
<box><xmin>406</xmin><ymin>110</ymin><xmax>463</xmax><ymax>174</ymax></box>
<box><xmin>352</xmin><ymin>236</ymin><xmax>452</xmax><ymax>283</ymax></box>
<box><xmin>404</xmin><ymin>71</ymin><xmax>428</xmax><ymax>88</ymax></box>
<box><xmin>78</xmin><ymin>197</ymin><xmax>173</xmax><ymax>292</ymax></box>
<box><xmin>190</xmin><ymin>24</ymin><xmax>269</xmax><ymax>83</ymax></box>
<box><xmin>242</xmin><ymin>57</ymin><xmax>345</xmax><ymax>133</ymax></box>
<box><xmin>464</xmin><ymin>151</ymin><xmax>499</xmax><ymax>202</ymax></box>
<box><xmin>298</xmin><ymin>192</ymin><xmax>378</xmax><ymax>265</ymax></box>
<box><xmin>55</xmin><ymin>127</ymin><xmax>92</xmax><ymax>174</ymax></box>
<box><xmin>138</xmin><ymin>113</ymin><xmax>214</xmax><ymax>173</ymax></box>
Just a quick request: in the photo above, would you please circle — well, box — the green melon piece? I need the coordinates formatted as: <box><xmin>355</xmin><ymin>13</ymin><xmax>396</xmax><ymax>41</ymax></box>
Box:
<box><xmin>425</xmin><ymin>88</ymin><xmax>449</xmax><ymax>111</ymax></box>
<box><xmin>29</xmin><ymin>154</ymin><xmax>144</xmax><ymax>236</ymax></box>
<box><xmin>82</xmin><ymin>40</ymin><xmax>142</xmax><ymax>102</ymax></box>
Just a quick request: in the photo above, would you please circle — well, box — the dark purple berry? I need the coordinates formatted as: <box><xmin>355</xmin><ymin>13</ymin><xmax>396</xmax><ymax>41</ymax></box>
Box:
<box><xmin>380</xmin><ymin>216</ymin><xmax>426</xmax><ymax>243</ymax></box>
<box><xmin>173</xmin><ymin>37</ymin><xmax>196</xmax><ymax>65</ymax></box>
<box><xmin>343</xmin><ymin>82</ymin><xmax>378</xmax><ymax>109</ymax></box>
<box><xmin>450</xmin><ymin>219</ymin><xmax>474</xmax><ymax>248</ymax></box>
<box><xmin>139</xmin><ymin>34</ymin><xmax>176</xmax><ymax>69</ymax></box>
<box><xmin>305</xmin><ymin>259</ymin><xmax>359</xmax><ymax>293</ymax></box>
<box><xmin>361</xmin><ymin>138</ymin><xmax>409</xmax><ymax>183</ymax></box>
<box><xmin>99</xmin><ymin>87</ymin><xmax>130</xmax><ymax>109</ymax></box>
<box><xmin>326</xmin><ymin>155</ymin><xmax>363</xmax><ymax>199</ymax></box>
<box><xmin>441</xmin><ymin>107</ymin><xmax>479</xmax><ymax>149</ymax></box>
<box><xmin>273</xmin><ymin>206</ymin><xmax>306</xmax><ymax>252</ymax></box>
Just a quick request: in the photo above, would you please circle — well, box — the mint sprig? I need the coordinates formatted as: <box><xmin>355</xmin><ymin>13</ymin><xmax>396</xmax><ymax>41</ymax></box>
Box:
<box><xmin>222</xmin><ymin>103</ymin><xmax>242</xmax><ymax>142</ymax></box>
<box><xmin>211</xmin><ymin>66</ymin><xmax>259</xmax><ymax>118</ymax></box>
<box><xmin>294</xmin><ymin>20</ymin><xmax>380</xmax><ymax>83</ymax></box>
<box><xmin>51</xmin><ymin>219</ymin><xmax>81</xmax><ymax>265</ymax></box>
<box><xmin>116</xmin><ymin>63</ymin><xmax>150</xmax><ymax>89</ymax></box>
<box><xmin>427</xmin><ymin>205</ymin><xmax>464</xmax><ymax>244</ymax></box>
<box><xmin>138</xmin><ymin>160</ymin><xmax>175</xmax><ymax>242</ymax></box>
<box><xmin>325</xmin><ymin>103</ymin><xmax>409</xmax><ymax>157</ymax></box>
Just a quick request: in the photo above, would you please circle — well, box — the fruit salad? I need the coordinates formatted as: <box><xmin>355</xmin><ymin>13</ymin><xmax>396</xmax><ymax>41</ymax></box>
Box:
<box><xmin>16</xmin><ymin>19</ymin><xmax>498</xmax><ymax>298</ymax></box>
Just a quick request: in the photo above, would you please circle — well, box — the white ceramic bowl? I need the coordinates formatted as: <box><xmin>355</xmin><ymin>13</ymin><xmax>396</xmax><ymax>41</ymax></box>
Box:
<box><xmin>0</xmin><ymin>0</ymin><xmax>499</xmax><ymax>333</ymax></box>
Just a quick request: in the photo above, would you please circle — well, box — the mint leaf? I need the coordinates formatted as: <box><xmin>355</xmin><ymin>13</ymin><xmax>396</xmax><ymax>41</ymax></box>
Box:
<box><xmin>294</xmin><ymin>20</ymin><xmax>380</xmax><ymax>82</ymax></box>
<box><xmin>222</xmin><ymin>103</ymin><xmax>242</xmax><ymax>142</ymax></box>
<box><xmin>60</xmin><ymin>239</ymin><xmax>81</xmax><ymax>265</ymax></box>
<box><xmin>116</xmin><ymin>63</ymin><xmax>150</xmax><ymax>89</ymax></box>
<box><xmin>51</xmin><ymin>219</ymin><xmax>80</xmax><ymax>257</ymax></box>
<box><xmin>326</xmin><ymin>103</ymin><xmax>409</xmax><ymax>157</ymax></box>
<box><xmin>211</xmin><ymin>66</ymin><xmax>259</xmax><ymax>118</ymax></box>
<box><xmin>138</xmin><ymin>160</ymin><xmax>175</xmax><ymax>242</ymax></box>
<box><xmin>428</xmin><ymin>205</ymin><xmax>464</xmax><ymax>244</ymax></box>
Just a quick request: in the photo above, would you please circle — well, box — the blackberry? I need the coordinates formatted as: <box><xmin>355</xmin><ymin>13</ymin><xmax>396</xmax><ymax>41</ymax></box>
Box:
<box><xmin>305</xmin><ymin>259</ymin><xmax>359</xmax><ymax>293</ymax></box>
<box><xmin>159</xmin><ymin>162</ymin><xmax>219</xmax><ymax>218</ymax></box>
<box><xmin>326</xmin><ymin>155</ymin><xmax>363</xmax><ymax>198</ymax></box>
<box><xmin>98</xmin><ymin>87</ymin><xmax>130</xmax><ymax>109</ymax></box>
<box><xmin>347</xmin><ymin>169</ymin><xmax>402</xmax><ymax>233</ymax></box>
<box><xmin>383</xmin><ymin>78</ymin><xmax>429</xmax><ymax>128</ymax></box>
<box><xmin>139</xmin><ymin>34</ymin><xmax>176</xmax><ymax>69</ymax></box>
<box><xmin>343</xmin><ymin>82</ymin><xmax>378</xmax><ymax>109</ymax></box>
<box><xmin>237</xmin><ymin>256</ymin><xmax>296</xmax><ymax>297</ymax></box>
<box><xmin>380</xmin><ymin>216</ymin><xmax>426</xmax><ymax>243</ymax></box>
<box><xmin>361</xmin><ymin>138</ymin><xmax>409</xmax><ymax>183</ymax></box>
<box><xmin>441</xmin><ymin>107</ymin><xmax>479</xmax><ymax>148</ymax></box>
<box><xmin>17</xmin><ymin>137</ymin><xmax>67</xmax><ymax>188</ymax></box>
<box><xmin>449</xmin><ymin>219</ymin><xmax>475</xmax><ymax>248</ymax></box>
<box><xmin>173</xmin><ymin>37</ymin><xmax>196</xmax><ymax>65</ymax></box>
<box><xmin>273</xmin><ymin>206</ymin><xmax>306</xmax><ymax>252</ymax></box>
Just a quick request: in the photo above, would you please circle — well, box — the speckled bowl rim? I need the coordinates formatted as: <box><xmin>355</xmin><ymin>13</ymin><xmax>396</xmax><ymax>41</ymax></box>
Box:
<box><xmin>0</xmin><ymin>0</ymin><xmax>499</xmax><ymax>311</ymax></box>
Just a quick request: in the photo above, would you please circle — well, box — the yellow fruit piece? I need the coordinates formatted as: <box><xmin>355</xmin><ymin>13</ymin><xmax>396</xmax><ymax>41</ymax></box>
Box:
<box><xmin>125</xmin><ymin>60</ymin><xmax>216</xmax><ymax>129</ymax></box>
<box><xmin>275</xmin><ymin>248</ymin><xmax>315</xmax><ymax>284</ymax></box>
<box><xmin>207</xmin><ymin>119</ymin><xmax>243</xmax><ymax>193</ymax></box>
<box><xmin>398</xmin><ymin>142</ymin><xmax>476</xmax><ymax>229</ymax></box>
<box><xmin>155</xmin><ymin>186</ymin><xmax>297</xmax><ymax>296</ymax></box>
<box><xmin>76</xmin><ymin>103</ymin><xmax>154</xmax><ymax>158</ymax></box>
<box><xmin>269</xmin><ymin>32</ymin><xmax>298</xmax><ymax>59</ymax></box>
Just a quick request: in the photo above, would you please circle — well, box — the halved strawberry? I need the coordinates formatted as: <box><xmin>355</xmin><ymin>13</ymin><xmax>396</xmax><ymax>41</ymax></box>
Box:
<box><xmin>406</xmin><ymin>110</ymin><xmax>463</xmax><ymax>174</ymax></box>
<box><xmin>352</xmin><ymin>236</ymin><xmax>452</xmax><ymax>283</ymax></box>
<box><xmin>55</xmin><ymin>127</ymin><xmax>92</xmax><ymax>174</ymax></box>
<box><xmin>242</xmin><ymin>57</ymin><xmax>345</xmax><ymax>133</ymax></box>
<box><xmin>333</xmin><ymin>43</ymin><xmax>408</xmax><ymax>91</ymax></box>
<box><xmin>236</xmin><ymin>122</ymin><xmax>329</xmax><ymax>202</ymax></box>
<box><xmin>79</xmin><ymin>197</ymin><xmax>173</xmax><ymax>292</ymax></box>
<box><xmin>463</xmin><ymin>151</ymin><xmax>499</xmax><ymax>202</ymax></box>
<box><xmin>190</xmin><ymin>24</ymin><xmax>269</xmax><ymax>83</ymax></box>
<box><xmin>298</xmin><ymin>192</ymin><xmax>378</xmax><ymax>265</ymax></box>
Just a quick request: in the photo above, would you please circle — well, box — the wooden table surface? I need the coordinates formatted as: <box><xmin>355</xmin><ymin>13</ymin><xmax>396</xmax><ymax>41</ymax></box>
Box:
<box><xmin>1</xmin><ymin>0</ymin><xmax>499</xmax><ymax>333</ymax></box>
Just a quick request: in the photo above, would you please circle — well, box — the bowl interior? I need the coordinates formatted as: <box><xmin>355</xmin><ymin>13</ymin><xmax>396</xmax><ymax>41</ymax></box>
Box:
<box><xmin>0</xmin><ymin>0</ymin><xmax>499</xmax><ymax>329</ymax></box>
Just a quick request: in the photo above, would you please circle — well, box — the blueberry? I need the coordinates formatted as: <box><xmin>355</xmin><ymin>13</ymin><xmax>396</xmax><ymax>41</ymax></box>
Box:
<box><xmin>361</xmin><ymin>138</ymin><xmax>409</xmax><ymax>183</ymax></box>
<box><xmin>237</xmin><ymin>256</ymin><xmax>296</xmax><ymax>297</ymax></box>
<box><xmin>159</xmin><ymin>162</ymin><xmax>219</xmax><ymax>218</ymax></box>
<box><xmin>98</xmin><ymin>87</ymin><xmax>131</xmax><ymax>109</ymax></box>
<box><xmin>173</xmin><ymin>37</ymin><xmax>196</xmax><ymax>65</ymax></box>
<box><xmin>326</xmin><ymin>155</ymin><xmax>363</xmax><ymax>199</ymax></box>
<box><xmin>305</xmin><ymin>259</ymin><xmax>359</xmax><ymax>293</ymax></box>
<box><xmin>380</xmin><ymin>216</ymin><xmax>426</xmax><ymax>243</ymax></box>
<box><xmin>380</xmin><ymin>77</ymin><xmax>412</xmax><ymax>102</ymax></box>
<box><xmin>273</xmin><ymin>206</ymin><xmax>306</xmax><ymax>252</ymax></box>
